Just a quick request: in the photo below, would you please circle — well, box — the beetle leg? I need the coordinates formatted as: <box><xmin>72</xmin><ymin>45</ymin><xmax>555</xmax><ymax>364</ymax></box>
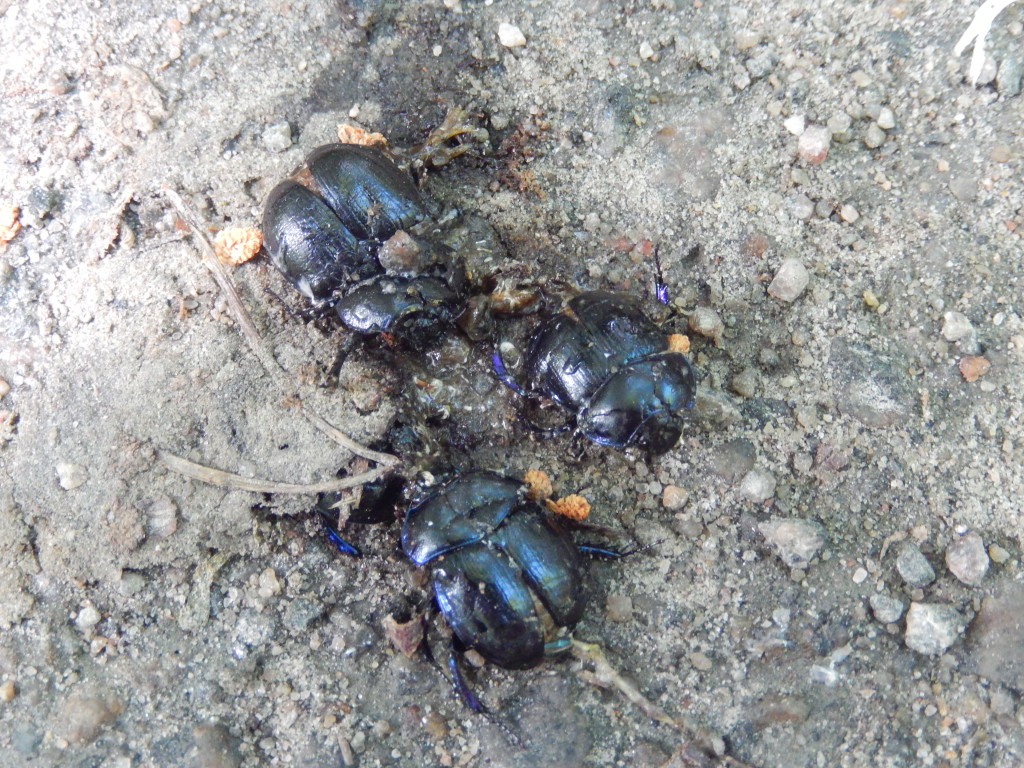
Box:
<box><xmin>491</xmin><ymin>346</ymin><xmax>527</xmax><ymax>397</ymax></box>
<box><xmin>318</xmin><ymin>504</ymin><xmax>362</xmax><ymax>557</ymax></box>
<box><xmin>576</xmin><ymin>544</ymin><xmax>635</xmax><ymax>560</ymax></box>
<box><xmin>447</xmin><ymin>649</ymin><xmax>488</xmax><ymax>714</ymax></box>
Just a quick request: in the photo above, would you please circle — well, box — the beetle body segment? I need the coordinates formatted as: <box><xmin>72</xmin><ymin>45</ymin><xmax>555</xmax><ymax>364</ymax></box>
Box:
<box><xmin>401</xmin><ymin>471</ymin><xmax>586</xmax><ymax>670</ymax></box>
<box><xmin>522</xmin><ymin>291</ymin><xmax>696</xmax><ymax>454</ymax></box>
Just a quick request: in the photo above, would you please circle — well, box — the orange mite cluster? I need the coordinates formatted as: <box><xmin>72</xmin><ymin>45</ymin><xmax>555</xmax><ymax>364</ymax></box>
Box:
<box><xmin>666</xmin><ymin>333</ymin><xmax>690</xmax><ymax>354</ymax></box>
<box><xmin>214</xmin><ymin>227</ymin><xmax>263</xmax><ymax>266</ymax></box>
<box><xmin>522</xmin><ymin>469</ymin><xmax>590</xmax><ymax>521</ymax></box>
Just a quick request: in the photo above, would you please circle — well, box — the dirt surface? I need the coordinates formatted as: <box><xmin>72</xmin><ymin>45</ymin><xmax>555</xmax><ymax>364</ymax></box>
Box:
<box><xmin>1</xmin><ymin>1</ymin><xmax>1023</xmax><ymax>766</ymax></box>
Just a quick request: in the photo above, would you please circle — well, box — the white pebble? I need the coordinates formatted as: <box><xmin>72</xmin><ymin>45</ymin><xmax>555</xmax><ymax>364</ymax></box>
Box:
<box><xmin>56</xmin><ymin>462</ymin><xmax>89</xmax><ymax>490</ymax></box>
<box><xmin>941</xmin><ymin>311</ymin><xmax>974</xmax><ymax>342</ymax></box>
<box><xmin>783</xmin><ymin>114</ymin><xmax>806</xmax><ymax>135</ymax></box>
<box><xmin>639</xmin><ymin>41</ymin><xmax>654</xmax><ymax>60</ymax></box>
<box><xmin>877</xmin><ymin>107</ymin><xmax>896</xmax><ymax>130</ymax></box>
<box><xmin>798</xmin><ymin>125</ymin><xmax>831</xmax><ymax>164</ymax></box>
<box><xmin>759</xmin><ymin>518</ymin><xmax>826</xmax><ymax>569</ymax></box>
<box><xmin>262</xmin><ymin>122</ymin><xmax>293</xmax><ymax>153</ymax></box>
<box><xmin>740</xmin><ymin>468</ymin><xmax>776</xmax><ymax>502</ymax></box>
<box><xmin>905</xmin><ymin>603</ymin><xmax>965</xmax><ymax>655</ymax></box>
<box><xmin>839</xmin><ymin>204</ymin><xmax>859</xmax><ymax>223</ymax></box>
<box><xmin>498</xmin><ymin>22</ymin><xmax>526</xmax><ymax>48</ymax></box>
<box><xmin>75</xmin><ymin>605</ymin><xmax>102</xmax><ymax>630</ymax></box>
<box><xmin>767</xmin><ymin>258</ymin><xmax>809</xmax><ymax>302</ymax></box>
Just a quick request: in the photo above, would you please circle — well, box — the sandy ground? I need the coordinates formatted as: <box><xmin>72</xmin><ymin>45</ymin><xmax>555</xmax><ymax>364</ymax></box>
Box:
<box><xmin>1</xmin><ymin>1</ymin><xmax>1023</xmax><ymax>766</ymax></box>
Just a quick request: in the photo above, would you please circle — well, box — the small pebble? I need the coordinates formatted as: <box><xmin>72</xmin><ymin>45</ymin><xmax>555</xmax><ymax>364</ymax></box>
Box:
<box><xmin>783</xmin><ymin>114</ymin><xmax>806</xmax><ymax>135</ymax></box>
<box><xmin>56</xmin><ymin>462</ymin><xmax>89</xmax><ymax>490</ymax></box>
<box><xmin>759</xmin><ymin>518</ymin><xmax>826</xmax><ymax>569</ymax></box>
<box><xmin>797</xmin><ymin>125</ymin><xmax>831</xmax><ymax>164</ymax></box>
<box><xmin>193</xmin><ymin>721</ymin><xmax>242</xmax><ymax>768</ymax></box>
<box><xmin>262</xmin><ymin>122</ymin><xmax>292</xmax><ymax>153</ymax></box>
<box><xmin>739</xmin><ymin>468</ymin><xmax>776</xmax><ymax>502</ymax></box>
<box><xmin>497</xmin><ymin>22</ymin><xmax>526</xmax><ymax>48</ymax></box>
<box><xmin>606</xmin><ymin>594</ymin><xmax>633</xmax><ymax>622</ymax></box>
<box><xmin>863</xmin><ymin>124</ymin><xmax>886</xmax><ymax>149</ymax></box>
<box><xmin>730</xmin><ymin>367</ymin><xmax>759</xmax><ymax>398</ymax></box>
<box><xmin>941</xmin><ymin>311</ymin><xmax>974</xmax><ymax>343</ymax></box>
<box><xmin>997</xmin><ymin>54</ymin><xmax>1023</xmax><ymax>98</ymax></box>
<box><xmin>904</xmin><ymin>602</ymin><xmax>965</xmax><ymax>655</ymax></box>
<box><xmin>0</xmin><ymin>680</ymin><xmax>16</xmax><ymax>701</ymax></box>
<box><xmin>0</xmin><ymin>378</ymin><xmax>9</xmax><ymax>398</ymax></box>
<box><xmin>826</xmin><ymin>112</ymin><xmax>852</xmax><ymax>138</ymax></box>
<box><xmin>896</xmin><ymin>542</ymin><xmax>935</xmax><ymax>588</ymax></box>
<box><xmin>638</xmin><ymin>41</ymin><xmax>654</xmax><ymax>60</ymax></box>
<box><xmin>869</xmin><ymin>593</ymin><xmax>905</xmax><ymax>624</ymax></box>
<box><xmin>839</xmin><ymin>204</ymin><xmax>859</xmax><ymax>223</ymax></box>
<box><xmin>75</xmin><ymin>605</ymin><xmax>102</xmax><ymax>630</ymax></box>
<box><xmin>852</xmin><ymin>567</ymin><xmax>868</xmax><ymax>584</ymax></box>
<box><xmin>945</xmin><ymin>531</ymin><xmax>989</xmax><ymax>586</ymax></box>
<box><xmin>959</xmin><ymin>355</ymin><xmax>991</xmax><ymax>382</ymax></box>
<box><xmin>689</xmin><ymin>651</ymin><xmax>713</xmax><ymax>671</ymax></box>
<box><xmin>661</xmin><ymin>484</ymin><xmax>688</xmax><ymax>510</ymax></box>
<box><xmin>789</xmin><ymin>194</ymin><xmax>814</xmax><ymax>220</ymax></box>
<box><xmin>688</xmin><ymin>306</ymin><xmax>724</xmax><ymax>344</ymax></box>
<box><xmin>988</xmin><ymin>544</ymin><xmax>1010</xmax><ymax>564</ymax></box>
<box><xmin>61</xmin><ymin>694</ymin><xmax>124</xmax><ymax>745</ymax></box>
<box><xmin>767</xmin><ymin>258</ymin><xmax>809</xmax><ymax>302</ymax></box>
<box><xmin>990</xmin><ymin>144</ymin><xmax>1012</xmax><ymax>163</ymax></box>
<box><xmin>968</xmin><ymin>581</ymin><xmax>1024</xmax><ymax>689</ymax></box>
<box><xmin>876</xmin><ymin>107</ymin><xmax>896</xmax><ymax>130</ymax></box>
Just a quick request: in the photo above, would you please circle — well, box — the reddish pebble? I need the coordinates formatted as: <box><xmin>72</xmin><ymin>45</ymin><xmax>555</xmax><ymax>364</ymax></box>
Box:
<box><xmin>959</xmin><ymin>356</ymin><xmax>991</xmax><ymax>382</ymax></box>
<box><xmin>798</xmin><ymin>125</ymin><xmax>832</xmax><ymax>164</ymax></box>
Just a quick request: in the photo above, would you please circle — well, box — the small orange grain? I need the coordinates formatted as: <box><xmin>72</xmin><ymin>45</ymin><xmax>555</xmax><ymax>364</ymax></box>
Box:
<box><xmin>546</xmin><ymin>494</ymin><xmax>590</xmax><ymax>521</ymax></box>
<box><xmin>959</xmin><ymin>356</ymin><xmax>991</xmax><ymax>382</ymax></box>
<box><xmin>666</xmin><ymin>333</ymin><xmax>690</xmax><ymax>354</ymax></box>
<box><xmin>0</xmin><ymin>206</ymin><xmax>21</xmax><ymax>245</ymax></box>
<box><xmin>214</xmin><ymin>227</ymin><xmax>262</xmax><ymax>265</ymax></box>
<box><xmin>337</xmin><ymin>124</ymin><xmax>388</xmax><ymax>147</ymax></box>
<box><xmin>523</xmin><ymin>469</ymin><xmax>553</xmax><ymax>501</ymax></box>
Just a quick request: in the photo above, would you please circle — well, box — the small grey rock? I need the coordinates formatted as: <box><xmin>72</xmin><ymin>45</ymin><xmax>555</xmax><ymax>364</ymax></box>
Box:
<box><xmin>262</xmin><ymin>121</ymin><xmax>293</xmax><ymax>153</ymax></box>
<box><xmin>740</xmin><ymin>468</ymin><xmax>776</xmax><ymax>502</ymax></box>
<box><xmin>905</xmin><ymin>602</ymin><xmax>966</xmax><ymax>655</ymax></box>
<box><xmin>869</xmin><ymin>593</ymin><xmax>906</xmax><ymax>624</ymax></box>
<box><xmin>760</xmin><ymin>518</ymin><xmax>826</xmax><ymax>569</ymax></box>
<box><xmin>730</xmin><ymin>367</ymin><xmax>759</xmax><ymax>398</ymax></box>
<box><xmin>767</xmin><ymin>258</ymin><xmax>809</xmax><ymax>302</ymax></box>
<box><xmin>941</xmin><ymin>311</ymin><xmax>974</xmax><ymax>343</ymax></box>
<box><xmin>896</xmin><ymin>542</ymin><xmax>935</xmax><ymax>588</ymax></box>
<box><xmin>284</xmin><ymin>597</ymin><xmax>325</xmax><ymax>632</ymax></box>
<box><xmin>688</xmin><ymin>306</ymin><xmax>724</xmax><ymax>343</ymax></box>
<box><xmin>946</xmin><ymin>531</ymin><xmax>989</xmax><ymax>586</ymax></box>
<box><xmin>194</xmin><ymin>721</ymin><xmax>242</xmax><ymax>768</ymax></box>
<box><xmin>863</xmin><ymin>123</ymin><xmax>886</xmax><ymax>149</ymax></box>
<box><xmin>997</xmin><ymin>54</ymin><xmax>1023</xmax><ymax>98</ymax></box>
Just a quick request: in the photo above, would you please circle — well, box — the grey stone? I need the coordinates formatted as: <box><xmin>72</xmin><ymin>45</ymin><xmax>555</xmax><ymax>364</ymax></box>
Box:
<box><xmin>896</xmin><ymin>542</ymin><xmax>936</xmax><ymax>588</ymax></box>
<box><xmin>905</xmin><ymin>602</ymin><xmax>966</xmax><ymax>655</ymax></box>
<box><xmin>760</xmin><ymin>518</ymin><xmax>826</xmax><ymax>568</ymax></box>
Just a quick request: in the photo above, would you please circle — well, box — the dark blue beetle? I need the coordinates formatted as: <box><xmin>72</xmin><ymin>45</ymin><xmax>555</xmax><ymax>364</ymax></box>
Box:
<box><xmin>401</xmin><ymin>471</ymin><xmax>587</xmax><ymax>671</ymax></box>
<box><xmin>262</xmin><ymin>143</ymin><xmax>466</xmax><ymax>343</ymax></box>
<box><xmin>321</xmin><ymin>470</ymin><xmax>622</xmax><ymax>714</ymax></box>
<box><xmin>496</xmin><ymin>291</ymin><xmax>696</xmax><ymax>455</ymax></box>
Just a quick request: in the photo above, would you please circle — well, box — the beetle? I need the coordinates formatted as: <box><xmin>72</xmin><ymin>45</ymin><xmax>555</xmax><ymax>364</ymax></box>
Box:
<box><xmin>321</xmin><ymin>469</ymin><xmax>626</xmax><ymax>713</ymax></box>
<box><xmin>494</xmin><ymin>290</ymin><xmax>696</xmax><ymax>455</ymax></box>
<box><xmin>262</xmin><ymin>143</ymin><xmax>469</xmax><ymax>344</ymax></box>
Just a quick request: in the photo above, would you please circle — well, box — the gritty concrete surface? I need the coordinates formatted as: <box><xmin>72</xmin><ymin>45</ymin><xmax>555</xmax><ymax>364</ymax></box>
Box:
<box><xmin>1</xmin><ymin>1</ymin><xmax>1023</xmax><ymax>766</ymax></box>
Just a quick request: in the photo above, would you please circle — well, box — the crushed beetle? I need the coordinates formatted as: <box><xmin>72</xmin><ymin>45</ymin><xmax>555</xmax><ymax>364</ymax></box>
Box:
<box><xmin>494</xmin><ymin>290</ymin><xmax>696</xmax><ymax>455</ymax></box>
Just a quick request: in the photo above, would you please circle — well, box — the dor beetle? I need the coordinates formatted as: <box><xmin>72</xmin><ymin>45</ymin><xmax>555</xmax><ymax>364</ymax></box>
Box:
<box><xmin>262</xmin><ymin>143</ymin><xmax>467</xmax><ymax>344</ymax></box>
<box><xmin>496</xmin><ymin>291</ymin><xmax>696</xmax><ymax>455</ymax></box>
<box><xmin>401</xmin><ymin>470</ymin><xmax>587</xmax><ymax>671</ymax></box>
<box><xmin>323</xmin><ymin>469</ymin><xmax>623</xmax><ymax>713</ymax></box>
